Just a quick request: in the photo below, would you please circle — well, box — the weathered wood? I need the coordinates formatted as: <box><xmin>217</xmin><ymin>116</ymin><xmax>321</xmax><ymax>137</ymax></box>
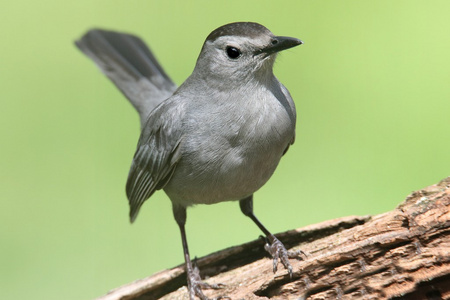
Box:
<box><xmin>98</xmin><ymin>177</ymin><xmax>450</xmax><ymax>300</ymax></box>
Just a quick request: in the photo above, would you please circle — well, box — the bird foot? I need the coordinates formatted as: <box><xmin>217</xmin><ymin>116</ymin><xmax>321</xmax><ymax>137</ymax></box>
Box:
<box><xmin>264</xmin><ymin>235</ymin><xmax>306</xmax><ymax>278</ymax></box>
<box><xmin>186</xmin><ymin>262</ymin><xmax>227</xmax><ymax>300</ymax></box>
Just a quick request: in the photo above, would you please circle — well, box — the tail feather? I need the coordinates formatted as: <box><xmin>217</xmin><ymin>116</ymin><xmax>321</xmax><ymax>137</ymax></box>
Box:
<box><xmin>75</xmin><ymin>29</ymin><xmax>177</xmax><ymax>127</ymax></box>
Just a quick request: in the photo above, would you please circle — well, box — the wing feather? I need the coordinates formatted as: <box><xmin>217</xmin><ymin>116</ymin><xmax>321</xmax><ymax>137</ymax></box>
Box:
<box><xmin>126</xmin><ymin>104</ymin><xmax>183</xmax><ymax>222</ymax></box>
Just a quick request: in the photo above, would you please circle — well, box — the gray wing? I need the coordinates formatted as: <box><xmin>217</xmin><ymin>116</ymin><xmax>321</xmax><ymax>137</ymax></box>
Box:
<box><xmin>126</xmin><ymin>104</ymin><xmax>183</xmax><ymax>222</ymax></box>
<box><xmin>279</xmin><ymin>83</ymin><xmax>296</xmax><ymax>155</ymax></box>
<box><xmin>75</xmin><ymin>29</ymin><xmax>177</xmax><ymax>127</ymax></box>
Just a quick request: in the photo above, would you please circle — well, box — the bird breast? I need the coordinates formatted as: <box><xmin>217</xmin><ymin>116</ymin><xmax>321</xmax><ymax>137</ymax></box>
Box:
<box><xmin>164</xmin><ymin>82</ymin><xmax>295</xmax><ymax>206</ymax></box>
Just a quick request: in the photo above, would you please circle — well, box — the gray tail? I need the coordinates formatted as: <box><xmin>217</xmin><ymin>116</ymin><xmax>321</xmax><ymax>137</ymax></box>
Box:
<box><xmin>75</xmin><ymin>29</ymin><xmax>177</xmax><ymax>127</ymax></box>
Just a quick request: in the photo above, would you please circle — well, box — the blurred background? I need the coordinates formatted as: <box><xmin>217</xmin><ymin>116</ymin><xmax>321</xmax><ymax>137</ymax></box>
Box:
<box><xmin>1</xmin><ymin>0</ymin><xmax>449</xmax><ymax>299</ymax></box>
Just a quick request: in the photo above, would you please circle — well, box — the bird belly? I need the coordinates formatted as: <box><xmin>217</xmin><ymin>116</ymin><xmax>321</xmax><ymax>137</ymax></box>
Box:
<box><xmin>164</xmin><ymin>144</ymin><xmax>284</xmax><ymax>206</ymax></box>
<box><xmin>164</xmin><ymin>96</ymin><xmax>294</xmax><ymax>207</ymax></box>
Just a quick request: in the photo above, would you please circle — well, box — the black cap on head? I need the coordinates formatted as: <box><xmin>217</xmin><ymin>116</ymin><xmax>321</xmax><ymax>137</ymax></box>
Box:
<box><xmin>206</xmin><ymin>22</ymin><xmax>272</xmax><ymax>42</ymax></box>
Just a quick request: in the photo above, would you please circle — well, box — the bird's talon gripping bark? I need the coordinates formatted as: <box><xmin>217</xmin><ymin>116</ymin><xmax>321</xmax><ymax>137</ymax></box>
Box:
<box><xmin>265</xmin><ymin>236</ymin><xmax>305</xmax><ymax>278</ymax></box>
<box><xmin>186</xmin><ymin>262</ymin><xmax>225</xmax><ymax>300</ymax></box>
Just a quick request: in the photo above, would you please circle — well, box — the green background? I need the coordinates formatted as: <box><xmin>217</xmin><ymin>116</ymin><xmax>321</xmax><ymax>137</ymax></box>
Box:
<box><xmin>1</xmin><ymin>1</ymin><xmax>449</xmax><ymax>299</ymax></box>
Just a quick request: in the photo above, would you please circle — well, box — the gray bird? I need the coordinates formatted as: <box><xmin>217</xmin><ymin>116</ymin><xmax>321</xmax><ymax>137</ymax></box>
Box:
<box><xmin>76</xmin><ymin>22</ymin><xmax>303</xmax><ymax>300</ymax></box>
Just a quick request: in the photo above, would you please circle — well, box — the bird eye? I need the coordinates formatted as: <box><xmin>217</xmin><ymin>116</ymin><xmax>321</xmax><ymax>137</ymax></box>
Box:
<box><xmin>226</xmin><ymin>46</ymin><xmax>241</xmax><ymax>59</ymax></box>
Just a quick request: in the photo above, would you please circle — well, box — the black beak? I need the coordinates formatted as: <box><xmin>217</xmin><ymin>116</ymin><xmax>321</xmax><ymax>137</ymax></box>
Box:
<box><xmin>257</xmin><ymin>36</ymin><xmax>303</xmax><ymax>56</ymax></box>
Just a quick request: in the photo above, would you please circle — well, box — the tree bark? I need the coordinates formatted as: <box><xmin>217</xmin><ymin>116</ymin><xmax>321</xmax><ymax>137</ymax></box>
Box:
<box><xmin>98</xmin><ymin>177</ymin><xmax>450</xmax><ymax>300</ymax></box>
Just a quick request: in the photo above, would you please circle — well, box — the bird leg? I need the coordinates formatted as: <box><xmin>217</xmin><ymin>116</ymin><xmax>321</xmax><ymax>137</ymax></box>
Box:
<box><xmin>239</xmin><ymin>195</ymin><xmax>305</xmax><ymax>278</ymax></box>
<box><xmin>173</xmin><ymin>204</ymin><xmax>224</xmax><ymax>300</ymax></box>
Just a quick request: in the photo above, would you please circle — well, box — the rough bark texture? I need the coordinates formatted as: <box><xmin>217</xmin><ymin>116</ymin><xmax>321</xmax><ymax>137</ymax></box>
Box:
<box><xmin>98</xmin><ymin>177</ymin><xmax>450</xmax><ymax>300</ymax></box>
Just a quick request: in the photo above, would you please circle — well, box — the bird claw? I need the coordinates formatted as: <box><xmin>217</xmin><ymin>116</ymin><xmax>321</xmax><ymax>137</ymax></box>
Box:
<box><xmin>186</xmin><ymin>262</ymin><xmax>225</xmax><ymax>300</ymax></box>
<box><xmin>264</xmin><ymin>236</ymin><xmax>306</xmax><ymax>278</ymax></box>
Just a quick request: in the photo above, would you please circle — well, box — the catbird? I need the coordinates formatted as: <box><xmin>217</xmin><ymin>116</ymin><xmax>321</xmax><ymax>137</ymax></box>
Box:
<box><xmin>76</xmin><ymin>22</ymin><xmax>303</xmax><ymax>299</ymax></box>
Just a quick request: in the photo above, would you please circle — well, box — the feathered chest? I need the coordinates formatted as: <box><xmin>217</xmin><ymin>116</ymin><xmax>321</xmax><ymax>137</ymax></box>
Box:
<box><xmin>183</xmin><ymin>85</ymin><xmax>295</xmax><ymax>162</ymax></box>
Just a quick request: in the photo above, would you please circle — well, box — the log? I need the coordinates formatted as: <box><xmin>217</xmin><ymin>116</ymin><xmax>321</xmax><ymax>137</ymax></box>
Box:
<box><xmin>98</xmin><ymin>177</ymin><xmax>450</xmax><ymax>300</ymax></box>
